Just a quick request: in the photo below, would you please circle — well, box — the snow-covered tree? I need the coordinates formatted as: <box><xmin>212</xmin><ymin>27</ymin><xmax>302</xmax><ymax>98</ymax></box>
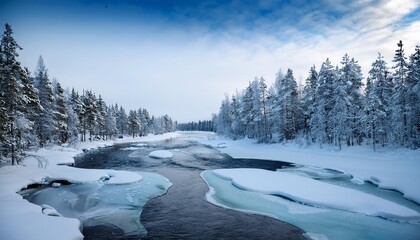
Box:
<box><xmin>80</xmin><ymin>90</ymin><xmax>97</xmax><ymax>141</ymax></box>
<box><xmin>406</xmin><ymin>45</ymin><xmax>420</xmax><ymax>148</ymax></box>
<box><xmin>0</xmin><ymin>23</ymin><xmax>26</xmax><ymax>164</ymax></box>
<box><xmin>390</xmin><ymin>40</ymin><xmax>409</xmax><ymax>145</ymax></box>
<box><xmin>364</xmin><ymin>53</ymin><xmax>392</xmax><ymax>150</ymax></box>
<box><xmin>301</xmin><ymin>65</ymin><xmax>318</xmax><ymax>137</ymax></box>
<box><xmin>241</xmin><ymin>82</ymin><xmax>255</xmax><ymax>138</ymax></box>
<box><xmin>53</xmin><ymin>81</ymin><xmax>68</xmax><ymax>144</ymax></box>
<box><xmin>230</xmin><ymin>92</ymin><xmax>244</xmax><ymax>139</ymax></box>
<box><xmin>116</xmin><ymin>106</ymin><xmax>128</xmax><ymax>136</ymax></box>
<box><xmin>104</xmin><ymin>105</ymin><xmax>117</xmax><ymax>139</ymax></box>
<box><xmin>272</xmin><ymin>68</ymin><xmax>300</xmax><ymax>141</ymax></box>
<box><xmin>96</xmin><ymin>95</ymin><xmax>106</xmax><ymax>139</ymax></box>
<box><xmin>128</xmin><ymin>110</ymin><xmax>140</xmax><ymax>137</ymax></box>
<box><xmin>310</xmin><ymin>59</ymin><xmax>336</xmax><ymax>144</ymax></box>
<box><xmin>331</xmin><ymin>54</ymin><xmax>364</xmax><ymax>148</ymax></box>
<box><xmin>215</xmin><ymin>94</ymin><xmax>232</xmax><ymax>136</ymax></box>
<box><xmin>34</xmin><ymin>56</ymin><xmax>56</xmax><ymax>146</ymax></box>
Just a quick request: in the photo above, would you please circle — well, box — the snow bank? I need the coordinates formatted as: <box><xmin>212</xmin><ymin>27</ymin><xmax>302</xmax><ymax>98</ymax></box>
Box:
<box><xmin>148</xmin><ymin>150</ymin><xmax>173</xmax><ymax>159</ymax></box>
<box><xmin>198</xmin><ymin>135</ymin><xmax>420</xmax><ymax>204</ymax></box>
<box><xmin>213</xmin><ymin>168</ymin><xmax>419</xmax><ymax>219</ymax></box>
<box><xmin>0</xmin><ymin>132</ymin><xmax>178</xmax><ymax>240</ymax></box>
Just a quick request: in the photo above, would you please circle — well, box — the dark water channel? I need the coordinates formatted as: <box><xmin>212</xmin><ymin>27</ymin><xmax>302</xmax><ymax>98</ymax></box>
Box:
<box><xmin>73</xmin><ymin>138</ymin><xmax>305</xmax><ymax>239</ymax></box>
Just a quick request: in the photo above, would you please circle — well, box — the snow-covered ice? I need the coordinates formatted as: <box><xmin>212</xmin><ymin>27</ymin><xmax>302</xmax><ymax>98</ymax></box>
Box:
<box><xmin>202</xmin><ymin>170</ymin><xmax>420</xmax><ymax>240</ymax></box>
<box><xmin>213</xmin><ymin>168</ymin><xmax>419</xmax><ymax>219</ymax></box>
<box><xmin>148</xmin><ymin>150</ymin><xmax>173</xmax><ymax>159</ymax></box>
<box><xmin>22</xmin><ymin>172</ymin><xmax>171</xmax><ymax>237</ymax></box>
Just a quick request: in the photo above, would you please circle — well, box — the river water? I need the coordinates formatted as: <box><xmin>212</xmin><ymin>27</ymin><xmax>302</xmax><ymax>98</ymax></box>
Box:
<box><xmin>66</xmin><ymin>137</ymin><xmax>305</xmax><ymax>239</ymax></box>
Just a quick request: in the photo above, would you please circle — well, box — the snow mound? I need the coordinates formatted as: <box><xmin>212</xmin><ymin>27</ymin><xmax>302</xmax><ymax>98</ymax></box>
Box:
<box><xmin>148</xmin><ymin>150</ymin><xmax>173</xmax><ymax>159</ymax></box>
<box><xmin>213</xmin><ymin>168</ymin><xmax>420</xmax><ymax>219</ymax></box>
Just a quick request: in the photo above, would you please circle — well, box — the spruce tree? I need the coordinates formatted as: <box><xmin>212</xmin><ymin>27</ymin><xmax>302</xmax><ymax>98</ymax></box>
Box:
<box><xmin>34</xmin><ymin>56</ymin><xmax>56</xmax><ymax>147</ymax></box>
<box><xmin>53</xmin><ymin>81</ymin><xmax>68</xmax><ymax>144</ymax></box>
<box><xmin>96</xmin><ymin>95</ymin><xmax>106</xmax><ymax>139</ymax></box>
<box><xmin>128</xmin><ymin>110</ymin><xmax>140</xmax><ymax>138</ymax></box>
<box><xmin>406</xmin><ymin>45</ymin><xmax>420</xmax><ymax>148</ymax></box>
<box><xmin>301</xmin><ymin>65</ymin><xmax>318</xmax><ymax>137</ymax></box>
<box><xmin>310</xmin><ymin>58</ymin><xmax>336</xmax><ymax>144</ymax></box>
<box><xmin>391</xmin><ymin>40</ymin><xmax>409</xmax><ymax>145</ymax></box>
<box><xmin>0</xmin><ymin>23</ymin><xmax>25</xmax><ymax>164</ymax></box>
<box><xmin>364</xmin><ymin>53</ymin><xmax>392</xmax><ymax>150</ymax></box>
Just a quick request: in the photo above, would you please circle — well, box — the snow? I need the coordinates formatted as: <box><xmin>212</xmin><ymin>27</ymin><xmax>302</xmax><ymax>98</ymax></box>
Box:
<box><xmin>148</xmin><ymin>150</ymin><xmax>173</xmax><ymax>159</ymax></box>
<box><xmin>0</xmin><ymin>132</ymin><xmax>177</xmax><ymax>240</ymax></box>
<box><xmin>198</xmin><ymin>134</ymin><xmax>420</xmax><ymax>204</ymax></box>
<box><xmin>213</xmin><ymin>168</ymin><xmax>419</xmax><ymax>219</ymax></box>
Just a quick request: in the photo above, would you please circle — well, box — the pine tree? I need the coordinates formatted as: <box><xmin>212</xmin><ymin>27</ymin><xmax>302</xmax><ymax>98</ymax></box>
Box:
<box><xmin>310</xmin><ymin>58</ymin><xmax>336</xmax><ymax>144</ymax></box>
<box><xmin>301</xmin><ymin>65</ymin><xmax>318</xmax><ymax>137</ymax></box>
<box><xmin>364</xmin><ymin>53</ymin><xmax>392</xmax><ymax>150</ymax></box>
<box><xmin>16</xmin><ymin>67</ymin><xmax>41</xmax><ymax>149</ymax></box>
<box><xmin>330</xmin><ymin>54</ymin><xmax>364</xmax><ymax>148</ymax></box>
<box><xmin>34</xmin><ymin>56</ymin><xmax>56</xmax><ymax>147</ymax></box>
<box><xmin>80</xmin><ymin>90</ymin><xmax>97</xmax><ymax>141</ymax></box>
<box><xmin>116</xmin><ymin>106</ymin><xmax>127</xmax><ymax>136</ymax></box>
<box><xmin>241</xmin><ymin>82</ymin><xmax>255</xmax><ymax>138</ymax></box>
<box><xmin>258</xmin><ymin>77</ymin><xmax>270</xmax><ymax>142</ymax></box>
<box><xmin>268</xmin><ymin>70</ymin><xmax>284</xmax><ymax>141</ymax></box>
<box><xmin>278</xmin><ymin>69</ymin><xmax>300</xmax><ymax>140</ymax></box>
<box><xmin>215</xmin><ymin>95</ymin><xmax>232</xmax><ymax>136</ymax></box>
<box><xmin>0</xmin><ymin>23</ymin><xmax>26</xmax><ymax>164</ymax></box>
<box><xmin>331</xmin><ymin>55</ymin><xmax>352</xmax><ymax>149</ymax></box>
<box><xmin>96</xmin><ymin>95</ymin><xmax>106</xmax><ymax>139</ymax></box>
<box><xmin>53</xmin><ymin>81</ymin><xmax>68</xmax><ymax>144</ymax></box>
<box><xmin>104</xmin><ymin>105</ymin><xmax>117</xmax><ymax>139</ymax></box>
<box><xmin>230</xmin><ymin>92</ymin><xmax>244</xmax><ymax>139</ymax></box>
<box><xmin>66</xmin><ymin>88</ymin><xmax>80</xmax><ymax>143</ymax></box>
<box><xmin>391</xmin><ymin>40</ymin><xmax>409</xmax><ymax>145</ymax></box>
<box><xmin>406</xmin><ymin>45</ymin><xmax>420</xmax><ymax>148</ymax></box>
<box><xmin>163</xmin><ymin>114</ymin><xmax>173</xmax><ymax>133</ymax></box>
<box><xmin>128</xmin><ymin>110</ymin><xmax>140</xmax><ymax>138</ymax></box>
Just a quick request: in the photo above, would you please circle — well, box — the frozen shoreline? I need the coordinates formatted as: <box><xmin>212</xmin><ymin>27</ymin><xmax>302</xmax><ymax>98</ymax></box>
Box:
<box><xmin>195</xmin><ymin>133</ymin><xmax>420</xmax><ymax>205</ymax></box>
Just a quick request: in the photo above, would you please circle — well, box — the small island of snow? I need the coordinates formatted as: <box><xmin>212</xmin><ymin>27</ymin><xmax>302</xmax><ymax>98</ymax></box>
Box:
<box><xmin>148</xmin><ymin>150</ymin><xmax>173</xmax><ymax>159</ymax></box>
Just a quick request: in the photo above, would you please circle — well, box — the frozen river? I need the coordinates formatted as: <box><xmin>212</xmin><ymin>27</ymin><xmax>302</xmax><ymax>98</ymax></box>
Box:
<box><xmin>23</xmin><ymin>136</ymin><xmax>304</xmax><ymax>239</ymax></box>
<box><xmin>21</xmin><ymin>134</ymin><xmax>420</xmax><ymax>239</ymax></box>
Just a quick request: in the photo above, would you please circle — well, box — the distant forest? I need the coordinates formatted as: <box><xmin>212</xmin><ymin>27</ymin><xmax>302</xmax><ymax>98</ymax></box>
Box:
<box><xmin>0</xmin><ymin>24</ymin><xmax>176</xmax><ymax>165</ymax></box>
<box><xmin>177</xmin><ymin>120</ymin><xmax>214</xmax><ymax>132</ymax></box>
<box><xmin>213</xmin><ymin>41</ymin><xmax>419</xmax><ymax>150</ymax></box>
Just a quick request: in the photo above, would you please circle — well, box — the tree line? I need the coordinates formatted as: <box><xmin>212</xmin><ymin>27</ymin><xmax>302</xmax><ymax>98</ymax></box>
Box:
<box><xmin>177</xmin><ymin>120</ymin><xmax>214</xmax><ymax>132</ymax></box>
<box><xmin>0</xmin><ymin>24</ymin><xmax>175</xmax><ymax>165</ymax></box>
<box><xmin>213</xmin><ymin>41</ymin><xmax>419</xmax><ymax>150</ymax></box>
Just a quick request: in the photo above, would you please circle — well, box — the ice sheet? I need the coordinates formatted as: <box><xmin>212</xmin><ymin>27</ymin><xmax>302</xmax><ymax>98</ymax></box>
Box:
<box><xmin>213</xmin><ymin>168</ymin><xmax>419</xmax><ymax>219</ymax></box>
<box><xmin>21</xmin><ymin>172</ymin><xmax>171</xmax><ymax>237</ymax></box>
<box><xmin>202</xmin><ymin>170</ymin><xmax>420</xmax><ymax>240</ymax></box>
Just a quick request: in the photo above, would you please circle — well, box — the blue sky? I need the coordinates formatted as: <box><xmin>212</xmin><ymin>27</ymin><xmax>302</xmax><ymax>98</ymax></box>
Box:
<box><xmin>1</xmin><ymin>0</ymin><xmax>419</xmax><ymax>122</ymax></box>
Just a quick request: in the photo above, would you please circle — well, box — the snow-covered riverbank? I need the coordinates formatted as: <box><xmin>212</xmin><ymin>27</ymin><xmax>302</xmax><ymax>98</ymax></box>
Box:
<box><xmin>0</xmin><ymin>133</ymin><xmax>179</xmax><ymax>240</ymax></box>
<box><xmin>195</xmin><ymin>133</ymin><xmax>420</xmax><ymax>205</ymax></box>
